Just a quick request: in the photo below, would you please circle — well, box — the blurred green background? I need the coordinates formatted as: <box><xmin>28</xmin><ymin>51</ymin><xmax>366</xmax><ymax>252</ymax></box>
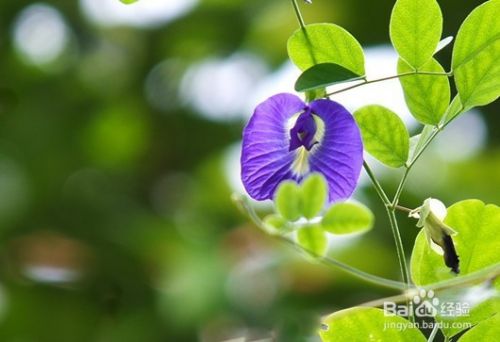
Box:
<box><xmin>0</xmin><ymin>0</ymin><xmax>497</xmax><ymax>341</ymax></box>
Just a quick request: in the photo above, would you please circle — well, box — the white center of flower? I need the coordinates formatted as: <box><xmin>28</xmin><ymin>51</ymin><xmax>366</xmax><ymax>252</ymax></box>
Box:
<box><xmin>288</xmin><ymin>113</ymin><xmax>325</xmax><ymax>177</ymax></box>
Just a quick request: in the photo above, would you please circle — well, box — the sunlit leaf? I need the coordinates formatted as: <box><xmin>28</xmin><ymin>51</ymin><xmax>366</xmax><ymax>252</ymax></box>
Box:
<box><xmin>321</xmin><ymin>202</ymin><xmax>374</xmax><ymax>234</ymax></box>
<box><xmin>319</xmin><ymin>307</ymin><xmax>426</xmax><ymax>341</ymax></box>
<box><xmin>120</xmin><ymin>0</ymin><xmax>138</xmax><ymax>4</ymax></box>
<box><xmin>297</xmin><ymin>225</ymin><xmax>328</xmax><ymax>256</ymax></box>
<box><xmin>409</xmin><ymin>125</ymin><xmax>434</xmax><ymax>162</ymax></box>
<box><xmin>354</xmin><ymin>105</ymin><xmax>409</xmax><ymax>168</ymax></box>
<box><xmin>452</xmin><ymin>0</ymin><xmax>500</xmax><ymax>109</ymax></box>
<box><xmin>295</xmin><ymin>63</ymin><xmax>364</xmax><ymax>92</ymax></box>
<box><xmin>287</xmin><ymin>23</ymin><xmax>365</xmax><ymax>75</ymax></box>
<box><xmin>305</xmin><ymin>88</ymin><xmax>327</xmax><ymax>102</ymax></box>
<box><xmin>300</xmin><ymin>173</ymin><xmax>327</xmax><ymax>219</ymax></box>
<box><xmin>441</xmin><ymin>96</ymin><xmax>464</xmax><ymax>127</ymax></box>
<box><xmin>263</xmin><ymin>214</ymin><xmax>290</xmax><ymax>233</ymax></box>
<box><xmin>458</xmin><ymin>314</ymin><xmax>500</xmax><ymax>341</ymax></box>
<box><xmin>410</xmin><ymin>199</ymin><xmax>500</xmax><ymax>337</ymax></box>
<box><xmin>398</xmin><ymin>58</ymin><xmax>450</xmax><ymax>125</ymax></box>
<box><xmin>390</xmin><ymin>0</ymin><xmax>443</xmax><ymax>69</ymax></box>
<box><xmin>275</xmin><ymin>181</ymin><xmax>301</xmax><ymax>221</ymax></box>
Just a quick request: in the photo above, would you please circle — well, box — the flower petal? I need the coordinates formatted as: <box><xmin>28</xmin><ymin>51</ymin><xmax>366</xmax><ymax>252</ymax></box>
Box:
<box><xmin>241</xmin><ymin>93</ymin><xmax>305</xmax><ymax>200</ymax></box>
<box><xmin>309</xmin><ymin>99</ymin><xmax>363</xmax><ymax>202</ymax></box>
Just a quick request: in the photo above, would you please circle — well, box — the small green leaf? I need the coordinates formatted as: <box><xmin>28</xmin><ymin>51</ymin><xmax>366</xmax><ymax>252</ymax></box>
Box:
<box><xmin>452</xmin><ymin>0</ymin><xmax>500</xmax><ymax>109</ymax></box>
<box><xmin>410</xmin><ymin>199</ymin><xmax>500</xmax><ymax>337</ymax></box>
<box><xmin>319</xmin><ymin>307</ymin><xmax>426</xmax><ymax>342</ymax></box>
<box><xmin>354</xmin><ymin>105</ymin><xmax>410</xmax><ymax>168</ymax></box>
<box><xmin>390</xmin><ymin>0</ymin><xmax>443</xmax><ymax>69</ymax></box>
<box><xmin>398</xmin><ymin>58</ymin><xmax>450</xmax><ymax>125</ymax></box>
<box><xmin>305</xmin><ymin>88</ymin><xmax>327</xmax><ymax>102</ymax></box>
<box><xmin>409</xmin><ymin>125</ymin><xmax>434</xmax><ymax>162</ymax></box>
<box><xmin>295</xmin><ymin>63</ymin><xmax>364</xmax><ymax>92</ymax></box>
<box><xmin>263</xmin><ymin>214</ymin><xmax>289</xmax><ymax>233</ymax></box>
<box><xmin>287</xmin><ymin>23</ymin><xmax>365</xmax><ymax>75</ymax></box>
<box><xmin>297</xmin><ymin>225</ymin><xmax>328</xmax><ymax>256</ymax></box>
<box><xmin>275</xmin><ymin>181</ymin><xmax>301</xmax><ymax>221</ymax></box>
<box><xmin>443</xmin><ymin>95</ymin><xmax>464</xmax><ymax>125</ymax></box>
<box><xmin>322</xmin><ymin>202</ymin><xmax>374</xmax><ymax>234</ymax></box>
<box><xmin>120</xmin><ymin>0</ymin><xmax>138</xmax><ymax>4</ymax></box>
<box><xmin>300</xmin><ymin>173</ymin><xmax>328</xmax><ymax>219</ymax></box>
<box><xmin>458</xmin><ymin>314</ymin><xmax>500</xmax><ymax>341</ymax></box>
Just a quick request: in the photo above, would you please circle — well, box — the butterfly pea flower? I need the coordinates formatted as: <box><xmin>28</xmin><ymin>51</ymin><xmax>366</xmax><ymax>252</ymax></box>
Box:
<box><xmin>240</xmin><ymin>93</ymin><xmax>363</xmax><ymax>202</ymax></box>
<box><xmin>409</xmin><ymin>198</ymin><xmax>460</xmax><ymax>274</ymax></box>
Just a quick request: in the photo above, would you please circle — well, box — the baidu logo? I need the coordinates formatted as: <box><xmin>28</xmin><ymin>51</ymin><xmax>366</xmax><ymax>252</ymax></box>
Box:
<box><xmin>412</xmin><ymin>289</ymin><xmax>439</xmax><ymax>317</ymax></box>
<box><xmin>383</xmin><ymin>288</ymin><xmax>469</xmax><ymax>318</ymax></box>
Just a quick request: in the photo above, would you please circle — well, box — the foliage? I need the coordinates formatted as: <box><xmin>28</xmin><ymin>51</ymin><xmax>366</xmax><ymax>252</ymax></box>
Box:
<box><xmin>239</xmin><ymin>0</ymin><xmax>500</xmax><ymax>340</ymax></box>
<box><xmin>0</xmin><ymin>0</ymin><xmax>498</xmax><ymax>340</ymax></box>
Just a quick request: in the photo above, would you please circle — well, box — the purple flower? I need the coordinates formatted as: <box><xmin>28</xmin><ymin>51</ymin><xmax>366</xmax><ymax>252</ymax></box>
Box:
<box><xmin>241</xmin><ymin>93</ymin><xmax>363</xmax><ymax>202</ymax></box>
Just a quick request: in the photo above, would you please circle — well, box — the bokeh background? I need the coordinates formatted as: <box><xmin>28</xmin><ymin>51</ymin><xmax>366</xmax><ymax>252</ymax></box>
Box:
<box><xmin>0</xmin><ymin>0</ymin><xmax>497</xmax><ymax>341</ymax></box>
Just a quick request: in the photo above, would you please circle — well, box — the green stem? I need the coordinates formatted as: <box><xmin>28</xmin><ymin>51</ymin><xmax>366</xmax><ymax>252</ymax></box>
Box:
<box><xmin>358</xmin><ymin>262</ymin><xmax>500</xmax><ymax>307</ymax></box>
<box><xmin>279</xmin><ymin>236</ymin><xmax>407</xmax><ymax>290</ymax></box>
<box><xmin>392</xmin><ymin>167</ymin><xmax>411</xmax><ymax>208</ymax></box>
<box><xmin>386</xmin><ymin>207</ymin><xmax>411</xmax><ymax>286</ymax></box>
<box><xmin>326</xmin><ymin>71</ymin><xmax>451</xmax><ymax>97</ymax></box>
<box><xmin>362</xmin><ymin>161</ymin><xmax>391</xmax><ymax>205</ymax></box>
<box><xmin>428</xmin><ymin>321</ymin><xmax>440</xmax><ymax>342</ymax></box>
<box><xmin>363</xmin><ymin>162</ymin><xmax>410</xmax><ymax>286</ymax></box>
<box><xmin>232</xmin><ymin>193</ymin><xmax>407</xmax><ymax>290</ymax></box>
<box><xmin>392</xmin><ymin>100</ymin><xmax>465</xmax><ymax>208</ymax></box>
<box><xmin>392</xmin><ymin>127</ymin><xmax>440</xmax><ymax>207</ymax></box>
<box><xmin>395</xmin><ymin>205</ymin><xmax>413</xmax><ymax>213</ymax></box>
<box><xmin>291</xmin><ymin>0</ymin><xmax>306</xmax><ymax>29</ymax></box>
<box><xmin>363</xmin><ymin>162</ymin><xmax>413</xmax><ymax>321</ymax></box>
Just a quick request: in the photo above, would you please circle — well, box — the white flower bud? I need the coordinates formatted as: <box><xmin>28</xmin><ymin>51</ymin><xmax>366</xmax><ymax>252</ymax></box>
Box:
<box><xmin>409</xmin><ymin>198</ymin><xmax>460</xmax><ymax>273</ymax></box>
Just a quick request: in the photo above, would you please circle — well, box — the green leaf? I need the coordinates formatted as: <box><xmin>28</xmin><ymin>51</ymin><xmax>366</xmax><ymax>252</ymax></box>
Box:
<box><xmin>321</xmin><ymin>202</ymin><xmax>374</xmax><ymax>234</ymax></box>
<box><xmin>120</xmin><ymin>0</ymin><xmax>138</xmax><ymax>4</ymax></box>
<box><xmin>443</xmin><ymin>95</ymin><xmax>464</xmax><ymax>125</ymax></box>
<box><xmin>452</xmin><ymin>0</ymin><xmax>500</xmax><ymax>109</ymax></box>
<box><xmin>263</xmin><ymin>214</ymin><xmax>290</xmax><ymax>233</ymax></box>
<box><xmin>398</xmin><ymin>58</ymin><xmax>450</xmax><ymax>125</ymax></box>
<box><xmin>287</xmin><ymin>23</ymin><xmax>365</xmax><ymax>75</ymax></box>
<box><xmin>297</xmin><ymin>225</ymin><xmax>328</xmax><ymax>256</ymax></box>
<box><xmin>409</xmin><ymin>125</ymin><xmax>434</xmax><ymax>162</ymax></box>
<box><xmin>458</xmin><ymin>314</ymin><xmax>500</xmax><ymax>341</ymax></box>
<box><xmin>319</xmin><ymin>307</ymin><xmax>426</xmax><ymax>342</ymax></box>
<box><xmin>354</xmin><ymin>105</ymin><xmax>410</xmax><ymax>168</ymax></box>
<box><xmin>305</xmin><ymin>88</ymin><xmax>327</xmax><ymax>102</ymax></box>
<box><xmin>410</xmin><ymin>199</ymin><xmax>500</xmax><ymax>337</ymax></box>
<box><xmin>275</xmin><ymin>181</ymin><xmax>301</xmax><ymax>221</ymax></box>
<box><xmin>300</xmin><ymin>173</ymin><xmax>327</xmax><ymax>219</ymax></box>
<box><xmin>390</xmin><ymin>0</ymin><xmax>443</xmax><ymax>69</ymax></box>
<box><xmin>295</xmin><ymin>63</ymin><xmax>364</xmax><ymax>92</ymax></box>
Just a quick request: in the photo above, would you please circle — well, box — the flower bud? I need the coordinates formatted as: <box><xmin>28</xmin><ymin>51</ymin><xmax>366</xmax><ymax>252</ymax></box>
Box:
<box><xmin>409</xmin><ymin>198</ymin><xmax>460</xmax><ymax>274</ymax></box>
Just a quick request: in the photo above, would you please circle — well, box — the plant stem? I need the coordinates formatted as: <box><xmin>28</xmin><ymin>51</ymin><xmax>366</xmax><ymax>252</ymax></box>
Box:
<box><xmin>428</xmin><ymin>321</ymin><xmax>440</xmax><ymax>342</ymax></box>
<box><xmin>279</xmin><ymin>236</ymin><xmax>407</xmax><ymax>290</ymax></box>
<box><xmin>363</xmin><ymin>162</ymin><xmax>410</xmax><ymax>286</ymax></box>
<box><xmin>362</xmin><ymin>161</ymin><xmax>391</xmax><ymax>205</ymax></box>
<box><xmin>358</xmin><ymin>262</ymin><xmax>500</xmax><ymax>307</ymax></box>
<box><xmin>395</xmin><ymin>205</ymin><xmax>413</xmax><ymax>213</ymax></box>
<box><xmin>291</xmin><ymin>0</ymin><xmax>306</xmax><ymax>29</ymax></box>
<box><xmin>363</xmin><ymin>161</ymin><xmax>413</xmax><ymax>321</ymax></box>
<box><xmin>391</xmin><ymin>127</ymin><xmax>440</xmax><ymax>207</ymax></box>
<box><xmin>326</xmin><ymin>71</ymin><xmax>451</xmax><ymax>97</ymax></box>
<box><xmin>232</xmin><ymin>193</ymin><xmax>407</xmax><ymax>290</ymax></box>
<box><xmin>386</xmin><ymin>207</ymin><xmax>411</xmax><ymax>286</ymax></box>
<box><xmin>393</xmin><ymin>100</ymin><xmax>465</xmax><ymax>208</ymax></box>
